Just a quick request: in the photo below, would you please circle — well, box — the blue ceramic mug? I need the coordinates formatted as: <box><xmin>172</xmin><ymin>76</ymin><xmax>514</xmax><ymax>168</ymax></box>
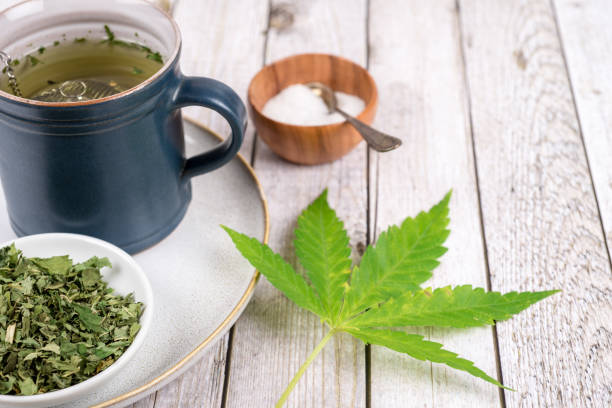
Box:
<box><xmin>0</xmin><ymin>0</ymin><xmax>246</xmax><ymax>253</ymax></box>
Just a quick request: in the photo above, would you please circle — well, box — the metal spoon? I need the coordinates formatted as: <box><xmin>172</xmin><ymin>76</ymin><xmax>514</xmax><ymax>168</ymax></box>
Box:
<box><xmin>305</xmin><ymin>81</ymin><xmax>402</xmax><ymax>152</ymax></box>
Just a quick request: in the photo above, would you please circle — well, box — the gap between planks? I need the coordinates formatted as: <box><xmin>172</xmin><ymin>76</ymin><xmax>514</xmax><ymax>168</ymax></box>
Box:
<box><xmin>460</xmin><ymin>0</ymin><xmax>612</xmax><ymax>406</ymax></box>
<box><xmin>367</xmin><ymin>1</ymin><xmax>501</xmax><ymax>407</ymax></box>
<box><xmin>455</xmin><ymin>0</ymin><xmax>507</xmax><ymax>404</ymax></box>
<box><xmin>133</xmin><ymin>1</ymin><xmax>270</xmax><ymax>406</ymax></box>
<box><xmin>224</xmin><ymin>1</ymin><xmax>368</xmax><ymax>407</ymax></box>
<box><xmin>548</xmin><ymin>0</ymin><xmax>612</xmax><ymax>272</ymax></box>
<box><xmin>364</xmin><ymin>0</ymin><xmax>373</xmax><ymax>407</ymax></box>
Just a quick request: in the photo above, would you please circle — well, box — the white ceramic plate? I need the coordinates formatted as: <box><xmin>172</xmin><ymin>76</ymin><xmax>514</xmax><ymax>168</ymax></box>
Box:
<box><xmin>0</xmin><ymin>233</ymin><xmax>154</xmax><ymax>408</ymax></box>
<box><xmin>0</xmin><ymin>119</ymin><xmax>268</xmax><ymax>407</ymax></box>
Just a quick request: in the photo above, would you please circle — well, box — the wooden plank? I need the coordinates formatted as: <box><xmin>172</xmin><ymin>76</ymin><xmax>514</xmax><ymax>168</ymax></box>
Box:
<box><xmin>367</xmin><ymin>1</ymin><xmax>501</xmax><ymax>407</ymax></box>
<box><xmin>130</xmin><ymin>393</ymin><xmax>156</xmax><ymax>408</ymax></box>
<box><xmin>146</xmin><ymin>1</ymin><xmax>269</xmax><ymax>407</ymax></box>
<box><xmin>551</xmin><ymin>1</ymin><xmax>612</xmax><ymax>405</ymax></box>
<box><xmin>225</xmin><ymin>1</ymin><xmax>368</xmax><ymax>407</ymax></box>
<box><xmin>554</xmin><ymin>0</ymin><xmax>612</xmax><ymax>257</ymax></box>
<box><xmin>175</xmin><ymin>0</ymin><xmax>269</xmax><ymax>160</ymax></box>
<box><xmin>459</xmin><ymin>0</ymin><xmax>612</xmax><ymax>406</ymax></box>
<box><xmin>153</xmin><ymin>337</ymin><xmax>230</xmax><ymax>408</ymax></box>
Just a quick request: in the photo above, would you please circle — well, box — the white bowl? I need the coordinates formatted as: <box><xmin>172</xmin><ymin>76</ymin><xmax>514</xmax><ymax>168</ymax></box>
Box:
<box><xmin>0</xmin><ymin>233</ymin><xmax>154</xmax><ymax>408</ymax></box>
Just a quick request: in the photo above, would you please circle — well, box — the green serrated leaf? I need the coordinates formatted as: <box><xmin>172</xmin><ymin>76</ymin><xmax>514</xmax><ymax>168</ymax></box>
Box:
<box><xmin>345</xmin><ymin>327</ymin><xmax>510</xmax><ymax>389</ymax></box>
<box><xmin>23</xmin><ymin>352</ymin><xmax>39</xmax><ymax>361</ymax></box>
<box><xmin>41</xmin><ymin>342</ymin><xmax>61</xmax><ymax>355</ymax></box>
<box><xmin>223</xmin><ymin>226</ymin><xmax>325</xmax><ymax>318</ymax></box>
<box><xmin>73</xmin><ymin>256</ymin><xmax>112</xmax><ymax>273</ymax></box>
<box><xmin>17</xmin><ymin>377</ymin><xmax>37</xmax><ymax>395</ymax></box>
<box><xmin>94</xmin><ymin>344</ymin><xmax>117</xmax><ymax>359</ymax></box>
<box><xmin>73</xmin><ymin>304</ymin><xmax>103</xmax><ymax>333</ymax></box>
<box><xmin>0</xmin><ymin>375</ymin><xmax>15</xmax><ymax>394</ymax></box>
<box><xmin>348</xmin><ymin>285</ymin><xmax>560</xmax><ymax>328</ymax></box>
<box><xmin>32</xmin><ymin>255</ymin><xmax>72</xmax><ymax>275</ymax></box>
<box><xmin>295</xmin><ymin>190</ymin><xmax>352</xmax><ymax>321</ymax></box>
<box><xmin>222</xmin><ymin>188</ymin><xmax>561</xmax><ymax>406</ymax></box>
<box><xmin>343</xmin><ymin>191</ymin><xmax>452</xmax><ymax>318</ymax></box>
<box><xmin>81</xmin><ymin>268</ymin><xmax>101</xmax><ymax>287</ymax></box>
<box><xmin>0</xmin><ymin>243</ymin><xmax>19</xmax><ymax>267</ymax></box>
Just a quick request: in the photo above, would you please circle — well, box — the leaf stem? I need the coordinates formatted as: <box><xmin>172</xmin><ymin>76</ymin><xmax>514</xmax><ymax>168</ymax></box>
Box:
<box><xmin>275</xmin><ymin>328</ymin><xmax>337</xmax><ymax>408</ymax></box>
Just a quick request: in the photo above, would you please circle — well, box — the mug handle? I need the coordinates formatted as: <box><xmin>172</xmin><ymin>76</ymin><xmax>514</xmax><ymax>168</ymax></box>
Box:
<box><xmin>171</xmin><ymin>76</ymin><xmax>247</xmax><ymax>179</ymax></box>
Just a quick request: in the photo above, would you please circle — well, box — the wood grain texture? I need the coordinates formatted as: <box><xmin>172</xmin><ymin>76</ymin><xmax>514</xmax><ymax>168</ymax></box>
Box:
<box><xmin>174</xmin><ymin>0</ymin><xmax>269</xmax><ymax>160</ymax></box>
<box><xmin>130</xmin><ymin>393</ymin><xmax>155</xmax><ymax>408</ymax></box>
<box><xmin>248</xmin><ymin>53</ymin><xmax>377</xmax><ymax>164</ymax></box>
<box><xmin>367</xmin><ymin>1</ymin><xmax>501</xmax><ymax>406</ymax></box>
<box><xmin>554</xmin><ymin>0</ymin><xmax>612</xmax><ymax>260</ymax></box>
<box><xmin>225</xmin><ymin>1</ymin><xmax>368</xmax><ymax>407</ymax></box>
<box><xmin>153</xmin><ymin>337</ymin><xmax>230</xmax><ymax>408</ymax></box>
<box><xmin>142</xmin><ymin>1</ymin><xmax>269</xmax><ymax>407</ymax></box>
<box><xmin>459</xmin><ymin>0</ymin><xmax>612</xmax><ymax>406</ymax></box>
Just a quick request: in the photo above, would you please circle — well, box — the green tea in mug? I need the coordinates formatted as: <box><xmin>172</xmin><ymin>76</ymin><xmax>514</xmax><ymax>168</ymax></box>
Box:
<box><xmin>0</xmin><ymin>26</ymin><xmax>164</xmax><ymax>102</ymax></box>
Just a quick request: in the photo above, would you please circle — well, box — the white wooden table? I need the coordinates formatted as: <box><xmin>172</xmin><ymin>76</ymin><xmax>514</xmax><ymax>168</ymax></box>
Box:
<box><xmin>121</xmin><ymin>1</ymin><xmax>611</xmax><ymax>406</ymax></box>
<box><xmin>123</xmin><ymin>0</ymin><xmax>612</xmax><ymax>406</ymax></box>
<box><xmin>4</xmin><ymin>0</ymin><xmax>608</xmax><ymax>406</ymax></box>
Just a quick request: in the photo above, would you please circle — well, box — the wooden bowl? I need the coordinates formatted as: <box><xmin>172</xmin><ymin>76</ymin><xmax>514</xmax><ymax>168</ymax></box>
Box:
<box><xmin>248</xmin><ymin>53</ymin><xmax>378</xmax><ymax>165</ymax></box>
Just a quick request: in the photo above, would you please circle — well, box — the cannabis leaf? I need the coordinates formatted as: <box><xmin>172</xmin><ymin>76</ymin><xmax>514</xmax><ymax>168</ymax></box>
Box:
<box><xmin>344</xmin><ymin>328</ymin><xmax>504</xmax><ymax>388</ymax></box>
<box><xmin>294</xmin><ymin>190</ymin><xmax>352</xmax><ymax>323</ymax></box>
<box><xmin>347</xmin><ymin>285</ymin><xmax>559</xmax><ymax>329</ymax></box>
<box><xmin>223</xmin><ymin>190</ymin><xmax>558</xmax><ymax>407</ymax></box>
<box><xmin>222</xmin><ymin>229</ymin><xmax>324</xmax><ymax>317</ymax></box>
<box><xmin>342</xmin><ymin>192</ymin><xmax>451</xmax><ymax>319</ymax></box>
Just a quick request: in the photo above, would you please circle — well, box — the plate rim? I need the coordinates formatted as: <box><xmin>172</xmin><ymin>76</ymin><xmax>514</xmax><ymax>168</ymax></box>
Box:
<box><xmin>91</xmin><ymin>117</ymin><xmax>269</xmax><ymax>408</ymax></box>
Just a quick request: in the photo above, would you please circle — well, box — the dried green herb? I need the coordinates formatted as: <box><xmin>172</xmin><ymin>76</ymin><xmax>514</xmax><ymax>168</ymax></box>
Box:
<box><xmin>2</xmin><ymin>59</ymin><xmax>20</xmax><ymax>74</ymax></box>
<box><xmin>145</xmin><ymin>52</ymin><xmax>163</xmax><ymax>64</ymax></box>
<box><xmin>102</xmin><ymin>25</ymin><xmax>164</xmax><ymax>64</ymax></box>
<box><xmin>132</xmin><ymin>67</ymin><xmax>143</xmax><ymax>75</ymax></box>
<box><xmin>26</xmin><ymin>55</ymin><xmax>42</xmax><ymax>67</ymax></box>
<box><xmin>0</xmin><ymin>244</ymin><xmax>143</xmax><ymax>395</ymax></box>
<box><xmin>37</xmin><ymin>47</ymin><xmax>45</xmax><ymax>55</ymax></box>
<box><xmin>53</xmin><ymin>41</ymin><xmax>60</xmax><ymax>47</ymax></box>
<box><xmin>74</xmin><ymin>38</ymin><xmax>86</xmax><ymax>43</ymax></box>
<box><xmin>104</xmin><ymin>24</ymin><xmax>115</xmax><ymax>42</ymax></box>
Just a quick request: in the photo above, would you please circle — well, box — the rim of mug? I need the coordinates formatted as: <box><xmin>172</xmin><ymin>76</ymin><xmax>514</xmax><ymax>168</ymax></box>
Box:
<box><xmin>0</xmin><ymin>0</ymin><xmax>181</xmax><ymax>107</ymax></box>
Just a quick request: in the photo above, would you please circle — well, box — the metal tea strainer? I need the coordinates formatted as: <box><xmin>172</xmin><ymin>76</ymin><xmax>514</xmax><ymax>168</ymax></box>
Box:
<box><xmin>1</xmin><ymin>49</ymin><xmax>124</xmax><ymax>102</ymax></box>
<box><xmin>0</xmin><ymin>50</ymin><xmax>23</xmax><ymax>97</ymax></box>
<box><xmin>30</xmin><ymin>79</ymin><xmax>125</xmax><ymax>102</ymax></box>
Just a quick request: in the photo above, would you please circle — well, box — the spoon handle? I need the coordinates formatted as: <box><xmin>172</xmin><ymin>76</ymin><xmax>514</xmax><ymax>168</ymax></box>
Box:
<box><xmin>335</xmin><ymin>108</ymin><xmax>402</xmax><ymax>152</ymax></box>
